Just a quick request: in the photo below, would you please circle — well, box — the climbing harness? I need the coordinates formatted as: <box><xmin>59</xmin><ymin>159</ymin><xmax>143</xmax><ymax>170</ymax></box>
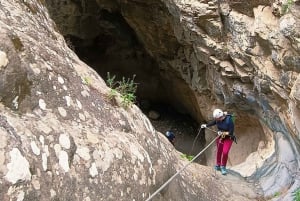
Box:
<box><xmin>209</xmin><ymin>127</ymin><xmax>237</xmax><ymax>144</ymax></box>
<box><xmin>145</xmin><ymin>128</ymin><xmax>219</xmax><ymax>201</ymax></box>
<box><xmin>219</xmin><ymin>131</ymin><xmax>229</xmax><ymax>139</ymax></box>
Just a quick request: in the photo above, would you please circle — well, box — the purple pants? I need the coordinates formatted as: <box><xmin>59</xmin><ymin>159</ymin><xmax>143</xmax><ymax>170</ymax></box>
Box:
<box><xmin>216</xmin><ymin>137</ymin><xmax>233</xmax><ymax>167</ymax></box>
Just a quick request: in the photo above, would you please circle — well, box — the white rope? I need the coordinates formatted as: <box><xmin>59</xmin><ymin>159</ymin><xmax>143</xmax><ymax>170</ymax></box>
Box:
<box><xmin>190</xmin><ymin>127</ymin><xmax>202</xmax><ymax>155</ymax></box>
<box><xmin>190</xmin><ymin>126</ymin><xmax>219</xmax><ymax>154</ymax></box>
<box><xmin>145</xmin><ymin>131</ymin><xmax>219</xmax><ymax>201</ymax></box>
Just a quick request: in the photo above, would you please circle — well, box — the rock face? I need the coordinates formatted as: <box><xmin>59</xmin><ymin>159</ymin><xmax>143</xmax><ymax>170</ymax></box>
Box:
<box><xmin>0</xmin><ymin>0</ymin><xmax>300</xmax><ymax>201</ymax></box>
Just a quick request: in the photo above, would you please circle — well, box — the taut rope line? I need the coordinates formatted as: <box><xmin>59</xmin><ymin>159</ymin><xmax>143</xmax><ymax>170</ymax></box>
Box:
<box><xmin>145</xmin><ymin>128</ymin><xmax>218</xmax><ymax>201</ymax></box>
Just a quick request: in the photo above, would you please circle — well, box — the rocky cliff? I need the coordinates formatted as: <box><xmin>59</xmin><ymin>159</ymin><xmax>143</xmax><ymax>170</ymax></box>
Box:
<box><xmin>0</xmin><ymin>0</ymin><xmax>299</xmax><ymax>201</ymax></box>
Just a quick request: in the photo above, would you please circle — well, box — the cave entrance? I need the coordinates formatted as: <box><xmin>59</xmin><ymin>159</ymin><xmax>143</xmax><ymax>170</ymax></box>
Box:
<box><xmin>44</xmin><ymin>0</ymin><xmax>276</xmax><ymax>177</ymax></box>
<box><xmin>141</xmin><ymin>102</ymin><xmax>206</xmax><ymax>164</ymax></box>
<box><xmin>64</xmin><ymin>10</ymin><xmax>207</xmax><ymax>164</ymax></box>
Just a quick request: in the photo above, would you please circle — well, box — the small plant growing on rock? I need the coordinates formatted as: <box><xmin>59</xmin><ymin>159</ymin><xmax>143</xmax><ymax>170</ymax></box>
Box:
<box><xmin>273</xmin><ymin>191</ymin><xmax>280</xmax><ymax>198</ymax></box>
<box><xmin>180</xmin><ymin>154</ymin><xmax>194</xmax><ymax>161</ymax></box>
<box><xmin>293</xmin><ymin>188</ymin><xmax>300</xmax><ymax>201</ymax></box>
<box><xmin>106</xmin><ymin>72</ymin><xmax>137</xmax><ymax>108</ymax></box>
<box><xmin>281</xmin><ymin>0</ymin><xmax>294</xmax><ymax>15</ymax></box>
<box><xmin>106</xmin><ymin>73</ymin><xmax>118</xmax><ymax>104</ymax></box>
<box><xmin>82</xmin><ymin>76</ymin><xmax>92</xmax><ymax>86</ymax></box>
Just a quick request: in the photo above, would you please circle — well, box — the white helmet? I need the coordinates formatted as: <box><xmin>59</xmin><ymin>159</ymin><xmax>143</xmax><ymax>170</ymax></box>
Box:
<box><xmin>213</xmin><ymin>109</ymin><xmax>224</xmax><ymax>119</ymax></box>
<box><xmin>166</xmin><ymin>131</ymin><xmax>171</xmax><ymax>137</ymax></box>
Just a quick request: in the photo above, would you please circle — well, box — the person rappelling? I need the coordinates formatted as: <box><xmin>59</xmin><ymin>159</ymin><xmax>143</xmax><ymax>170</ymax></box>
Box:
<box><xmin>200</xmin><ymin>108</ymin><xmax>236</xmax><ymax>175</ymax></box>
<box><xmin>165</xmin><ymin>130</ymin><xmax>176</xmax><ymax>146</ymax></box>
<box><xmin>146</xmin><ymin>109</ymin><xmax>236</xmax><ymax>201</ymax></box>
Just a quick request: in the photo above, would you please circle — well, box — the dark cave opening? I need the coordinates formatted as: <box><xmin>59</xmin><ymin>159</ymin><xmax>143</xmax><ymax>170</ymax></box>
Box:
<box><xmin>65</xmin><ymin>10</ymin><xmax>207</xmax><ymax>164</ymax></box>
<box><xmin>143</xmin><ymin>102</ymin><xmax>207</xmax><ymax>164</ymax></box>
<box><xmin>43</xmin><ymin>0</ymin><xmax>278</xmax><ymax>179</ymax></box>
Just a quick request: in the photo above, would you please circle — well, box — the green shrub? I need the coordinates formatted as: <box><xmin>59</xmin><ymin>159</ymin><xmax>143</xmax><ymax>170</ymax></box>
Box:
<box><xmin>282</xmin><ymin>0</ymin><xmax>294</xmax><ymax>15</ymax></box>
<box><xmin>180</xmin><ymin>154</ymin><xmax>194</xmax><ymax>161</ymax></box>
<box><xmin>273</xmin><ymin>192</ymin><xmax>280</xmax><ymax>198</ymax></box>
<box><xmin>106</xmin><ymin>72</ymin><xmax>137</xmax><ymax>108</ymax></box>
<box><xmin>82</xmin><ymin>76</ymin><xmax>92</xmax><ymax>86</ymax></box>
<box><xmin>293</xmin><ymin>188</ymin><xmax>300</xmax><ymax>201</ymax></box>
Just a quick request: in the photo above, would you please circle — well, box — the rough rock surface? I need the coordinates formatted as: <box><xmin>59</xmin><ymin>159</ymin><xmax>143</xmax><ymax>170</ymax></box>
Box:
<box><xmin>0</xmin><ymin>0</ymin><xmax>300</xmax><ymax>201</ymax></box>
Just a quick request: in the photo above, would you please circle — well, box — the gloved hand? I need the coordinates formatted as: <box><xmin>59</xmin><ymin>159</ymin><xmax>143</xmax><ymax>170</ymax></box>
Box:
<box><xmin>201</xmin><ymin>124</ymin><xmax>207</xmax><ymax>129</ymax></box>
<box><xmin>217</xmin><ymin>131</ymin><xmax>223</xmax><ymax>136</ymax></box>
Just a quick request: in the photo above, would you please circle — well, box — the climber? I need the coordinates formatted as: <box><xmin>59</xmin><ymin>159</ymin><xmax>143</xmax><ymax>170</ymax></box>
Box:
<box><xmin>165</xmin><ymin>130</ymin><xmax>175</xmax><ymax>146</ymax></box>
<box><xmin>200</xmin><ymin>108</ymin><xmax>235</xmax><ymax>175</ymax></box>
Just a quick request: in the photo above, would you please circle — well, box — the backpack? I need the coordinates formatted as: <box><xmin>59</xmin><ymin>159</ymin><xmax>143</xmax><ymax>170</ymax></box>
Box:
<box><xmin>225</xmin><ymin>113</ymin><xmax>235</xmax><ymax>125</ymax></box>
<box><xmin>225</xmin><ymin>113</ymin><xmax>237</xmax><ymax>143</ymax></box>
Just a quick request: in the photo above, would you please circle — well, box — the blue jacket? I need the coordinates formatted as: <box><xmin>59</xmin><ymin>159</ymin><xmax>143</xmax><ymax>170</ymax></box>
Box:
<box><xmin>206</xmin><ymin>115</ymin><xmax>234</xmax><ymax>137</ymax></box>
